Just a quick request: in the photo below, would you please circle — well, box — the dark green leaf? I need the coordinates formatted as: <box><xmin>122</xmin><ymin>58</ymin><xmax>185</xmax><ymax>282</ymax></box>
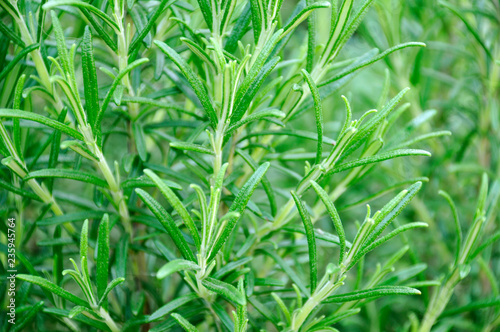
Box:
<box><xmin>17</xmin><ymin>275</ymin><xmax>91</xmax><ymax>308</ymax></box>
<box><xmin>155</xmin><ymin>41</ymin><xmax>217</xmax><ymax>128</ymax></box>
<box><xmin>136</xmin><ymin>189</ymin><xmax>196</xmax><ymax>262</ymax></box>
<box><xmin>291</xmin><ymin>191</ymin><xmax>318</xmax><ymax>292</ymax></box>
<box><xmin>0</xmin><ymin>109</ymin><xmax>84</xmax><ymax>140</ymax></box>
<box><xmin>324</xmin><ymin>286</ymin><xmax>421</xmax><ymax>303</ymax></box>
<box><xmin>157</xmin><ymin>259</ymin><xmax>200</xmax><ymax>279</ymax></box>
<box><xmin>202</xmin><ymin>277</ymin><xmax>246</xmax><ymax>305</ymax></box>
<box><xmin>144</xmin><ymin>169</ymin><xmax>201</xmax><ymax>249</ymax></box>
<box><xmin>82</xmin><ymin>26</ymin><xmax>99</xmax><ymax>129</ymax></box>
<box><xmin>25</xmin><ymin>169</ymin><xmax>108</xmax><ymax>188</ymax></box>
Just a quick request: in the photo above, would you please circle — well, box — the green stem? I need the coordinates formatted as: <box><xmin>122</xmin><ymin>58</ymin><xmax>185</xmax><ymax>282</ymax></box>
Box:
<box><xmin>289</xmin><ymin>277</ymin><xmax>343</xmax><ymax>331</ymax></box>
<box><xmin>94</xmin><ymin>145</ymin><xmax>132</xmax><ymax>235</ymax></box>
<box><xmin>419</xmin><ymin>269</ymin><xmax>460</xmax><ymax>332</ymax></box>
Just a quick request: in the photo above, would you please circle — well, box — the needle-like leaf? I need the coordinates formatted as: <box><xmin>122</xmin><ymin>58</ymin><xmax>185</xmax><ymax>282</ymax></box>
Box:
<box><xmin>136</xmin><ymin>189</ymin><xmax>196</xmax><ymax>262</ymax></box>
<box><xmin>291</xmin><ymin>191</ymin><xmax>318</xmax><ymax>292</ymax></box>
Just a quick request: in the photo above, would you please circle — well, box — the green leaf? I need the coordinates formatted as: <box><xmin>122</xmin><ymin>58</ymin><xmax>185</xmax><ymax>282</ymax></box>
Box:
<box><xmin>353</xmin><ymin>222</ymin><xmax>428</xmax><ymax>267</ymax></box>
<box><xmin>144</xmin><ymin>169</ymin><xmax>201</xmax><ymax>249</ymax></box>
<box><xmin>149</xmin><ymin>293</ymin><xmax>198</xmax><ymax>322</ymax></box>
<box><xmin>82</xmin><ymin>26</ymin><xmax>99</xmax><ymax>129</ymax></box>
<box><xmin>283</xmin><ymin>226</ymin><xmax>351</xmax><ymax>248</ymax></box>
<box><xmin>155</xmin><ymin>41</ymin><xmax>217</xmax><ymax>128</ymax></box>
<box><xmin>17</xmin><ymin>274</ymin><xmax>91</xmax><ymax>309</ymax></box>
<box><xmin>391</xmin><ymin>130</ymin><xmax>451</xmax><ymax>149</ymax></box>
<box><xmin>12</xmin><ymin>75</ymin><xmax>26</xmax><ymax>158</ymax></box>
<box><xmin>323</xmin><ymin>286</ymin><xmax>421</xmax><ymax>303</ymax></box>
<box><xmin>113</xmin><ymin>85</ymin><xmax>125</xmax><ymax>105</ymax></box>
<box><xmin>474</xmin><ymin>173</ymin><xmax>489</xmax><ymax>220</ymax></box>
<box><xmin>79</xmin><ymin>219</ymin><xmax>92</xmax><ymax>293</ymax></box>
<box><xmin>43</xmin><ymin>307</ymin><xmax>110</xmax><ymax>330</ymax></box>
<box><xmin>157</xmin><ymin>259</ymin><xmax>200</xmax><ymax>279</ymax></box>
<box><xmin>470</xmin><ymin>230</ymin><xmax>500</xmax><ymax>261</ymax></box>
<box><xmin>322</xmin><ymin>0</ymin><xmax>353</xmax><ymax>61</ymax></box>
<box><xmin>438</xmin><ymin>190</ymin><xmax>462</xmax><ymax>265</ymax></box>
<box><xmin>342</xmin><ymin>88</ymin><xmax>410</xmax><ymax>158</ymax></box>
<box><xmin>38</xmin><ymin>211</ymin><xmax>106</xmax><ymax>226</ymax></box>
<box><xmin>38</xmin><ymin>238</ymin><xmax>74</xmax><ymax>246</ymax></box>
<box><xmin>0</xmin><ymin>178</ymin><xmax>41</xmax><ymax>201</ymax></box>
<box><xmin>171</xmin><ymin>313</ymin><xmax>199</xmax><ymax>332</ymax></box>
<box><xmin>0</xmin><ymin>21</ymin><xmax>25</xmax><ymax>47</ymax></box>
<box><xmin>440</xmin><ymin>1</ymin><xmax>493</xmax><ymax>59</ymax></box>
<box><xmin>327</xmin><ymin>149</ymin><xmax>431</xmax><ymax>175</ymax></box>
<box><xmin>121</xmin><ymin>176</ymin><xmax>182</xmax><ymax>191</ymax></box>
<box><xmin>43</xmin><ymin>1</ymin><xmax>120</xmax><ymax>31</ymax></box>
<box><xmin>202</xmin><ymin>277</ymin><xmax>246</xmax><ymax>305</ymax></box>
<box><xmin>68</xmin><ymin>305</ymin><xmax>87</xmax><ymax>318</ymax></box>
<box><xmin>311</xmin><ymin>181</ymin><xmax>346</xmax><ymax>264</ymax></box>
<box><xmin>50</xmin><ymin>11</ymin><xmax>70</xmax><ymax>74</ymax></box>
<box><xmin>440</xmin><ymin>297</ymin><xmax>500</xmax><ymax>318</ymax></box>
<box><xmin>47</xmin><ymin>110</ymin><xmax>66</xmax><ymax>192</ymax></box>
<box><xmin>226</xmin><ymin>108</ymin><xmax>285</xmax><ymax>138</ymax></box>
<box><xmin>460</xmin><ymin>173</ymin><xmax>489</xmax><ymax>263</ymax></box>
<box><xmin>225</xmin><ymin>3</ymin><xmax>251</xmax><ymax>53</ymax></box>
<box><xmin>291</xmin><ymin>191</ymin><xmax>318</xmax><ymax>292</ymax></box>
<box><xmin>79</xmin><ymin>9</ymin><xmax>117</xmax><ymax>51</ymax></box>
<box><xmin>313</xmin><ymin>308</ymin><xmax>361</xmax><ymax>328</ymax></box>
<box><xmin>334</xmin><ymin>0</ymin><xmax>374</xmax><ymax>57</ymax></box>
<box><xmin>133</xmin><ymin>122</ymin><xmax>147</xmax><ymax>161</ymax></box>
<box><xmin>213</xmin><ymin>301</ymin><xmax>235</xmax><ymax>330</ymax></box>
<box><xmin>212</xmin><ymin>257</ymin><xmax>253</xmax><ymax>279</ymax></box>
<box><xmin>97</xmin><ymin>58</ymin><xmax>149</xmax><ymax>141</ymax></box>
<box><xmin>79</xmin><ymin>219</ymin><xmax>88</xmax><ymax>262</ymax></box>
<box><xmin>305</xmin><ymin>0</ymin><xmax>316</xmax><ymax>71</ymax></box>
<box><xmin>53</xmin><ymin>226</ymin><xmax>64</xmax><ymax>285</ymax></box>
<box><xmin>97</xmin><ymin>214</ymin><xmax>110</xmax><ymax>307</ymax></box>
<box><xmin>97</xmin><ymin>277</ymin><xmax>125</xmax><ymax>306</ymax></box>
<box><xmin>282</xmin><ymin>1</ymin><xmax>330</xmax><ymax>38</ymax></box>
<box><xmin>25</xmin><ymin>168</ymin><xmax>108</xmax><ymax>188</ymax></box>
<box><xmin>233</xmin><ymin>29</ymin><xmax>283</xmax><ymax>114</ymax></box>
<box><xmin>181</xmin><ymin>38</ymin><xmax>216</xmax><ymax>71</ymax></box>
<box><xmin>231</xmin><ymin>56</ymin><xmax>281</xmax><ymax>124</ymax></box>
<box><xmin>116</xmin><ymin>234</ymin><xmax>128</xmax><ymax>278</ymax></box>
<box><xmin>248</xmin><ymin>297</ymin><xmax>280</xmax><ymax>328</ymax></box>
<box><xmin>0</xmin><ymin>109</ymin><xmax>84</xmax><ymax>140</ymax></box>
<box><xmin>208</xmin><ymin>162</ymin><xmax>270</xmax><ymax>261</ymax></box>
<box><xmin>261</xmin><ymin>249</ymin><xmax>309</xmax><ymax>297</ymax></box>
<box><xmin>347</xmin><ymin>182</ymin><xmax>423</xmax><ymax>270</ymax></box>
<box><xmin>235</xmin><ymin>149</ymin><xmax>277</xmax><ymax>216</ymax></box>
<box><xmin>271</xmin><ymin>292</ymin><xmax>291</xmax><ymax>324</ymax></box>
<box><xmin>234</xmin><ymin>279</ymin><xmax>248</xmax><ymax>332</ymax></box>
<box><xmin>136</xmin><ymin>189</ymin><xmax>196</xmax><ymax>262</ymax></box>
<box><xmin>249</xmin><ymin>0</ymin><xmax>263</xmax><ymax>43</ymax></box>
<box><xmin>240</xmin><ymin>129</ymin><xmax>336</xmax><ymax>145</ymax></box>
<box><xmin>10</xmin><ymin>301</ymin><xmax>44</xmax><ymax>332</ymax></box>
<box><xmin>170</xmin><ymin>142</ymin><xmax>214</xmax><ymax>155</ymax></box>
<box><xmin>301</xmin><ymin>69</ymin><xmax>323</xmax><ymax>164</ymax></box>
<box><xmin>130</xmin><ymin>6</ymin><xmax>152</xmax><ymax>49</ymax></box>
<box><xmin>319</xmin><ymin>42</ymin><xmax>426</xmax><ymax>87</ymax></box>
<box><xmin>195</xmin><ymin>0</ymin><xmax>213</xmax><ymax>30</ymax></box>
<box><xmin>61</xmin><ymin>140</ymin><xmax>99</xmax><ymax>162</ymax></box>
<box><xmin>129</xmin><ymin>0</ymin><xmax>177</xmax><ymax>54</ymax></box>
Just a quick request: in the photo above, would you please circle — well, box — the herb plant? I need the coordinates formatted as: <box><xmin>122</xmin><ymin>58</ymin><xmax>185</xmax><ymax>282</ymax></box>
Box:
<box><xmin>0</xmin><ymin>0</ymin><xmax>499</xmax><ymax>331</ymax></box>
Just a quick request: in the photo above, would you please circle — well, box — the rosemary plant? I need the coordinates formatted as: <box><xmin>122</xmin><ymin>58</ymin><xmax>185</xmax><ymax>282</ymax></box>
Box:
<box><xmin>0</xmin><ymin>0</ymin><xmax>498</xmax><ymax>331</ymax></box>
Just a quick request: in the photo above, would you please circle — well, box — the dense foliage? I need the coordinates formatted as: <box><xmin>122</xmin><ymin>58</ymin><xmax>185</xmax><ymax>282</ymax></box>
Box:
<box><xmin>0</xmin><ymin>0</ymin><xmax>499</xmax><ymax>331</ymax></box>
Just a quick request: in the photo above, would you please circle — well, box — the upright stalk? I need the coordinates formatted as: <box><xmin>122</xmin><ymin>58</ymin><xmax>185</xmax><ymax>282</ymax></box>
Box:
<box><xmin>418</xmin><ymin>269</ymin><xmax>460</xmax><ymax>332</ymax></box>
